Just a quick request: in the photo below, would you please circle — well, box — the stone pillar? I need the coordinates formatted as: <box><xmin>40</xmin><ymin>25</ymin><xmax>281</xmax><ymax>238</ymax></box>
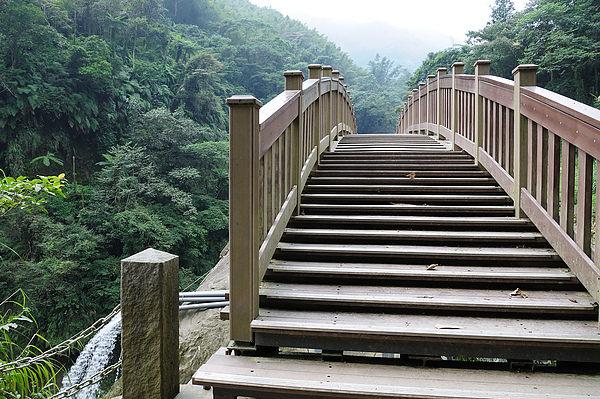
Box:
<box><xmin>474</xmin><ymin>60</ymin><xmax>491</xmax><ymax>165</ymax></box>
<box><xmin>512</xmin><ymin>64</ymin><xmax>538</xmax><ymax>218</ymax></box>
<box><xmin>451</xmin><ymin>62</ymin><xmax>465</xmax><ymax>151</ymax></box>
<box><xmin>437</xmin><ymin>68</ymin><xmax>447</xmax><ymax>140</ymax></box>
<box><xmin>121</xmin><ymin>248</ymin><xmax>179</xmax><ymax>399</ymax></box>
<box><xmin>227</xmin><ymin>95</ymin><xmax>262</xmax><ymax>343</ymax></box>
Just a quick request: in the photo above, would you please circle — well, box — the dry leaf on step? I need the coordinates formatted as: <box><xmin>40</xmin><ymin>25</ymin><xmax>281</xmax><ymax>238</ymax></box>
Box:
<box><xmin>509</xmin><ymin>288</ymin><xmax>528</xmax><ymax>298</ymax></box>
<box><xmin>406</xmin><ymin>171</ymin><xmax>416</xmax><ymax>179</ymax></box>
<box><xmin>568</xmin><ymin>298</ymin><xmax>578</xmax><ymax>303</ymax></box>
<box><xmin>426</xmin><ymin>264</ymin><xmax>439</xmax><ymax>270</ymax></box>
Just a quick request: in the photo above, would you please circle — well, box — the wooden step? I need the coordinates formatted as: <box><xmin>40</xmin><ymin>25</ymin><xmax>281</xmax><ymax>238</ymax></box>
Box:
<box><xmin>193</xmin><ymin>348</ymin><xmax>600</xmax><ymax>398</ymax></box>
<box><xmin>303</xmin><ymin>184</ymin><xmax>505</xmax><ymax>194</ymax></box>
<box><xmin>311</xmin><ymin>170</ymin><xmax>490</xmax><ymax>178</ymax></box>
<box><xmin>300</xmin><ymin>203</ymin><xmax>515</xmax><ymax>216</ymax></box>
<box><xmin>275</xmin><ymin>242</ymin><xmax>561</xmax><ymax>263</ymax></box>
<box><xmin>266</xmin><ymin>260</ymin><xmax>579</xmax><ymax>286</ymax></box>
<box><xmin>282</xmin><ymin>228</ymin><xmax>546</xmax><ymax>245</ymax></box>
<box><xmin>317</xmin><ymin>163</ymin><xmax>481</xmax><ymax>170</ymax></box>
<box><xmin>251</xmin><ymin>309</ymin><xmax>600</xmax><ymax>363</ymax></box>
<box><xmin>308</xmin><ymin>176</ymin><xmax>497</xmax><ymax>186</ymax></box>
<box><xmin>260</xmin><ymin>282</ymin><xmax>595</xmax><ymax>318</ymax></box>
<box><xmin>291</xmin><ymin>215</ymin><xmax>535</xmax><ymax>230</ymax></box>
<box><xmin>301</xmin><ymin>193</ymin><xmax>512</xmax><ymax>205</ymax></box>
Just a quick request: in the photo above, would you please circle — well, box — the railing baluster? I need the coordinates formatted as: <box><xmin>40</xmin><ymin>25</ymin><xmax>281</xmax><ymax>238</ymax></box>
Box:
<box><xmin>576</xmin><ymin>150</ymin><xmax>594</xmax><ymax>257</ymax></box>
<box><xmin>536</xmin><ymin>124</ymin><xmax>549</xmax><ymax>209</ymax></box>
<box><xmin>527</xmin><ymin>119</ymin><xmax>537</xmax><ymax>194</ymax></box>
<box><xmin>560</xmin><ymin>140</ymin><xmax>576</xmax><ymax>238</ymax></box>
<box><xmin>547</xmin><ymin>132</ymin><xmax>561</xmax><ymax>222</ymax></box>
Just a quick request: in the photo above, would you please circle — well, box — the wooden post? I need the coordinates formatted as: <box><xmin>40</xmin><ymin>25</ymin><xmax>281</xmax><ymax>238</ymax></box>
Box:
<box><xmin>512</xmin><ymin>64</ymin><xmax>538</xmax><ymax>218</ymax></box>
<box><xmin>284</xmin><ymin>70</ymin><xmax>304</xmax><ymax>214</ymax></box>
<box><xmin>451</xmin><ymin>62</ymin><xmax>465</xmax><ymax>151</ymax></box>
<box><xmin>121</xmin><ymin>248</ymin><xmax>179</xmax><ymax>399</ymax></box>
<box><xmin>308</xmin><ymin>64</ymin><xmax>322</xmax><ymax>157</ymax></box>
<box><xmin>412</xmin><ymin>89</ymin><xmax>418</xmax><ymax>134</ymax></box>
<box><xmin>437</xmin><ymin>68</ymin><xmax>447</xmax><ymax>140</ymax></box>
<box><xmin>227</xmin><ymin>95</ymin><xmax>262</xmax><ymax>344</ymax></box>
<box><xmin>418</xmin><ymin>82</ymin><xmax>426</xmax><ymax>134</ymax></box>
<box><xmin>426</xmin><ymin>75</ymin><xmax>435</xmax><ymax>135</ymax></box>
<box><xmin>332</xmin><ymin>70</ymin><xmax>341</xmax><ymax>140</ymax></box>
<box><xmin>474</xmin><ymin>60</ymin><xmax>491</xmax><ymax>165</ymax></box>
<box><xmin>323</xmin><ymin>65</ymin><xmax>333</xmax><ymax>150</ymax></box>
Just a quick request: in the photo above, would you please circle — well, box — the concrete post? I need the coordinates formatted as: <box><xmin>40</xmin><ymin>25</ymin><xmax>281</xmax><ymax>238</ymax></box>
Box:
<box><xmin>121</xmin><ymin>248</ymin><xmax>179</xmax><ymax>399</ymax></box>
<box><xmin>226</xmin><ymin>95</ymin><xmax>262</xmax><ymax>344</ymax></box>
<box><xmin>437</xmin><ymin>68</ymin><xmax>447</xmax><ymax>140</ymax></box>
<box><xmin>451</xmin><ymin>62</ymin><xmax>465</xmax><ymax>151</ymax></box>
<box><xmin>512</xmin><ymin>64</ymin><xmax>538</xmax><ymax>218</ymax></box>
<box><xmin>474</xmin><ymin>60</ymin><xmax>491</xmax><ymax>165</ymax></box>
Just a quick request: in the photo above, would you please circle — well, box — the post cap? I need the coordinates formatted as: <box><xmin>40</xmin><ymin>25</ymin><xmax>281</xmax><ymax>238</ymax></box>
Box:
<box><xmin>322</xmin><ymin>65</ymin><xmax>333</xmax><ymax>77</ymax></box>
<box><xmin>512</xmin><ymin>64</ymin><xmax>539</xmax><ymax>76</ymax></box>
<box><xmin>332</xmin><ymin>70</ymin><xmax>340</xmax><ymax>78</ymax></box>
<box><xmin>419</xmin><ymin>82</ymin><xmax>426</xmax><ymax>87</ymax></box>
<box><xmin>437</xmin><ymin>67</ymin><xmax>448</xmax><ymax>74</ymax></box>
<box><xmin>283</xmin><ymin>70</ymin><xmax>305</xmax><ymax>78</ymax></box>
<box><xmin>474</xmin><ymin>60</ymin><xmax>492</xmax><ymax>67</ymax></box>
<box><xmin>427</xmin><ymin>75</ymin><xmax>436</xmax><ymax>81</ymax></box>
<box><xmin>226</xmin><ymin>95</ymin><xmax>263</xmax><ymax>107</ymax></box>
<box><xmin>308</xmin><ymin>64</ymin><xmax>322</xmax><ymax>70</ymax></box>
<box><xmin>451</xmin><ymin>62</ymin><xmax>465</xmax><ymax>68</ymax></box>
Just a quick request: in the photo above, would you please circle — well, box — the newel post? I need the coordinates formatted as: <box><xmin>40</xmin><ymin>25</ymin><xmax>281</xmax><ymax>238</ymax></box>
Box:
<box><xmin>512</xmin><ymin>64</ymin><xmax>538</xmax><ymax>218</ymax></box>
<box><xmin>227</xmin><ymin>95</ymin><xmax>262</xmax><ymax>344</ymax></box>
<box><xmin>451</xmin><ymin>62</ymin><xmax>465</xmax><ymax>151</ymax></box>
<box><xmin>418</xmin><ymin>82</ymin><xmax>426</xmax><ymax>134</ymax></box>
<box><xmin>474</xmin><ymin>60</ymin><xmax>491</xmax><ymax>165</ymax></box>
<box><xmin>121</xmin><ymin>248</ymin><xmax>179</xmax><ymax>399</ymax></box>
<box><xmin>426</xmin><ymin>75</ymin><xmax>435</xmax><ymax>135</ymax></box>
<box><xmin>323</xmin><ymin>65</ymin><xmax>333</xmax><ymax>150</ymax></box>
<box><xmin>437</xmin><ymin>68</ymin><xmax>447</xmax><ymax>140</ymax></box>
<box><xmin>285</xmin><ymin>70</ymin><xmax>305</xmax><ymax>213</ymax></box>
<box><xmin>412</xmin><ymin>89</ymin><xmax>418</xmax><ymax>133</ymax></box>
<box><xmin>308</xmin><ymin>64</ymin><xmax>322</xmax><ymax>156</ymax></box>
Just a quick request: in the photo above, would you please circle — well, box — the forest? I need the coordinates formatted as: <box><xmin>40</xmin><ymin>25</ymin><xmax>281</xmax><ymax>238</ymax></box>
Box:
<box><xmin>0</xmin><ymin>0</ymin><xmax>409</xmax><ymax>349</ymax></box>
<box><xmin>407</xmin><ymin>0</ymin><xmax>600</xmax><ymax>109</ymax></box>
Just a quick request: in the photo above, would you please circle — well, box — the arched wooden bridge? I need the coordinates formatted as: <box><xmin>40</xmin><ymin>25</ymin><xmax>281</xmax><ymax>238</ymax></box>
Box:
<box><xmin>191</xmin><ymin>63</ymin><xmax>600</xmax><ymax>398</ymax></box>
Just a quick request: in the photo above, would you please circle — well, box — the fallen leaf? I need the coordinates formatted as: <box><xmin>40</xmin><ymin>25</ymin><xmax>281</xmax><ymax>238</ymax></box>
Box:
<box><xmin>509</xmin><ymin>288</ymin><xmax>528</xmax><ymax>298</ymax></box>
<box><xmin>426</xmin><ymin>264</ymin><xmax>439</xmax><ymax>270</ymax></box>
<box><xmin>435</xmin><ymin>324</ymin><xmax>463</xmax><ymax>330</ymax></box>
<box><xmin>405</xmin><ymin>321</ymin><xmax>410</xmax><ymax>327</ymax></box>
<box><xmin>406</xmin><ymin>171</ymin><xmax>416</xmax><ymax>179</ymax></box>
<box><xmin>568</xmin><ymin>298</ymin><xmax>578</xmax><ymax>303</ymax></box>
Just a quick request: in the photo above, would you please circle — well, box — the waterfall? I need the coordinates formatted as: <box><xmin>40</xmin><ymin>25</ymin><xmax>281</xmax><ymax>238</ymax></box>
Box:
<box><xmin>61</xmin><ymin>312</ymin><xmax>121</xmax><ymax>399</ymax></box>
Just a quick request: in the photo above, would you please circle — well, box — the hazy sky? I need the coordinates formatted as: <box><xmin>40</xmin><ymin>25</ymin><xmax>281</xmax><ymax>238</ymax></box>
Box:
<box><xmin>247</xmin><ymin>0</ymin><xmax>529</xmax><ymax>42</ymax></box>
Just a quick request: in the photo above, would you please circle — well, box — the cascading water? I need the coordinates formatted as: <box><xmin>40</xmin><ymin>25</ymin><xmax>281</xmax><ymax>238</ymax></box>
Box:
<box><xmin>61</xmin><ymin>312</ymin><xmax>121</xmax><ymax>399</ymax></box>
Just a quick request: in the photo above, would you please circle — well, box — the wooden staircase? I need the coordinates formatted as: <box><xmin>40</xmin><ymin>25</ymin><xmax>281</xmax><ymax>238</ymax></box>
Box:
<box><xmin>194</xmin><ymin>134</ymin><xmax>600</xmax><ymax>398</ymax></box>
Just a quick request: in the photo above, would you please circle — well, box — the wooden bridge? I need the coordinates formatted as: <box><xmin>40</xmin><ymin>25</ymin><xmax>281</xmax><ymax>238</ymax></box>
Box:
<box><xmin>191</xmin><ymin>63</ymin><xmax>600</xmax><ymax>398</ymax></box>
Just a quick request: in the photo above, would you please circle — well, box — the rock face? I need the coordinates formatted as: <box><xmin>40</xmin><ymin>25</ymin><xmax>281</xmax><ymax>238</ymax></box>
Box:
<box><xmin>178</xmin><ymin>246</ymin><xmax>230</xmax><ymax>384</ymax></box>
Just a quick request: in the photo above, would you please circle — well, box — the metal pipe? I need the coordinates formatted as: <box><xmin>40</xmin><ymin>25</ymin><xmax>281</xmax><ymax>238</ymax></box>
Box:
<box><xmin>178</xmin><ymin>301</ymin><xmax>229</xmax><ymax>311</ymax></box>
<box><xmin>179</xmin><ymin>297</ymin><xmax>226</xmax><ymax>303</ymax></box>
<box><xmin>179</xmin><ymin>290</ymin><xmax>228</xmax><ymax>297</ymax></box>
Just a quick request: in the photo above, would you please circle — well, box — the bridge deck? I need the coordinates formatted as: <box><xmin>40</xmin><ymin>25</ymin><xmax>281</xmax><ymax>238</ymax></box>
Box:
<box><xmin>194</xmin><ymin>134</ymin><xmax>600</xmax><ymax>398</ymax></box>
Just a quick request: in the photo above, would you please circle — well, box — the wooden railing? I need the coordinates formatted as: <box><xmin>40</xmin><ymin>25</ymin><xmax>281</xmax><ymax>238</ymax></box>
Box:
<box><xmin>228</xmin><ymin>64</ymin><xmax>357</xmax><ymax>344</ymax></box>
<box><xmin>398</xmin><ymin>61</ymin><xmax>600</xmax><ymax>303</ymax></box>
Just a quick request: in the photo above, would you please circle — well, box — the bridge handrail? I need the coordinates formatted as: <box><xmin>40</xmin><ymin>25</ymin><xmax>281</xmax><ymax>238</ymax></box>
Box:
<box><xmin>399</xmin><ymin>61</ymin><xmax>600</xmax><ymax>303</ymax></box>
<box><xmin>228</xmin><ymin>64</ymin><xmax>357</xmax><ymax>344</ymax></box>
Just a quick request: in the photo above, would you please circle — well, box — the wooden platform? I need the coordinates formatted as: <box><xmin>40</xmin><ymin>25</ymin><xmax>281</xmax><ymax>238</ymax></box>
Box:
<box><xmin>194</xmin><ymin>348</ymin><xmax>600</xmax><ymax>399</ymax></box>
<box><xmin>195</xmin><ymin>135</ymin><xmax>600</xmax><ymax>398</ymax></box>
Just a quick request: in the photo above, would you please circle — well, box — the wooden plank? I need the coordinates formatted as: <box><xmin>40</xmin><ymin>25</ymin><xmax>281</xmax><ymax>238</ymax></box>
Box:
<box><xmin>267</xmin><ymin>260</ymin><xmax>578</xmax><ymax>284</ymax></box>
<box><xmin>282</xmin><ymin>228</ymin><xmax>544</xmax><ymax>243</ymax></box>
<box><xmin>576</xmin><ymin>150</ymin><xmax>593</xmax><ymax>257</ymax></box>
<box><xmin>276</xmin><ymin>243</ymin><xmax>560</xmax><ymax>262</ymax></box>
<box><xmin>547</xmin><ymin>132</ymin><xmax>561</xmax><ymax>222</ymax></box>
<box><xmin>292</xmin><ymin>215</ymin><xmax>533</xmax><ymax>228</ymax></box>
<box><xmin>311</xmin><ymin>170</ymin><xmax>490</xmax><ymax>178</ymax></box>
<box><xmin>521</xmin><ymin>189</ymin><xmax>600</xmax><ymax>302</ymax></box>
<box><xmin>259</xmin><ymin>91</ymin><xmax>300</xmax><ymax>158</ymax></box>
<box><xmin>303</xmin><ymin>184</ymin><xmax>504</xmax><ymax>194</ymax></box>
<box><xmin>258</xmin><ymin>186</ymin><xmax>298</xmax><ymax>279</ymax></box>
<box><xmin>454</xmin><ymin>134</ymin><xmax>475</xmax><ymax>156</ymax></box>
<box><xmin>300</xmin><ymin>203</ymin><xmax>515</xmax><ymax>216</ymax></box>
<box><xmin>194</xmin><ymin>348</ymin><xmax>600</xmax><ymax>398</ymax></box>
<box><xmin>560</xmin><ymin>141</ymin><xmax>576</xmax><ymax>238</ymax></box>
<box><xmin>478</xmin><ymin>149</ymin><xmax>515</xmax><ymax>199</ymax></box>
<box><xmin>301</xmin><ymin>193</ymin><xmax>511</xmax><ymax>204</ymax></box>
<box><xmin>308</xmin><ymin>176</ymin><xmax>496</xmax><ymax>185</ymax></box>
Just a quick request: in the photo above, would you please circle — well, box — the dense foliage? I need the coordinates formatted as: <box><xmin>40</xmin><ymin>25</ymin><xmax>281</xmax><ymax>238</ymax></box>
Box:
<box><xmin>0</xmin><ymin>0</ymin><xmax>408</xmax><ymax>344</ymax></box>
<box><xmin>407</xmin><ymin>0</ymin><xmax>600</xmax><ymax>108</ymax></box>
